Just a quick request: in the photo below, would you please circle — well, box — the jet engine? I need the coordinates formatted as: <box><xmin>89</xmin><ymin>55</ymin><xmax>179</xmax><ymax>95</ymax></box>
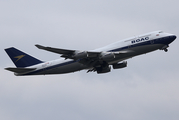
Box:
<box><xmin>73</xmin><ymin>51</ymin><xmax>88</xmax><ymax>59</ymax></box>
<box><xmin>96</xmin><ymin>66</ymin><xmax>111</xmax><ymax>74</ymax></box>
<box><xmin>100</xmin><ymin>52</ymin><xmax>115</xmax><ymax>61</ymax></box>
<box><xmin>112</xmin><ymin>61</ymin><xmax>127</xmax><ymax>69</ymax></box>
<box><xmin>95</xmin><ymin>61</ymin><xmax>111</xmax><ymax>74</ymax></box>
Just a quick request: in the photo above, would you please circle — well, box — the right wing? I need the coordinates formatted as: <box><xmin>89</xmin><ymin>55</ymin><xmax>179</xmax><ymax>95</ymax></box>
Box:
<box><xmin>35</xmin><ymin>44</ymin><xmax>100</xmax><ymax>59</ymax></box>
<box><xmin>35</xmin><ymin>44</ymin><xmax>75</xmax><ymax>58</ymax></box>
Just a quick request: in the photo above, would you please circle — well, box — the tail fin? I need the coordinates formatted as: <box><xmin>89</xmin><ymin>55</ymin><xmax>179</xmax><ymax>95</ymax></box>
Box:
<box><xmin>5</xmin><ymin>47</ymin><xmax>43</xmax><ymax>67</ymax></box>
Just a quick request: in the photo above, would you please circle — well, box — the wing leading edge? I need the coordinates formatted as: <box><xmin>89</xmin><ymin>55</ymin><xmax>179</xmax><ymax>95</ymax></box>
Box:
<box><xmin>35</xmin><ymin>44</ymin><xmax>100</xmax><ymax>59</ymax></box>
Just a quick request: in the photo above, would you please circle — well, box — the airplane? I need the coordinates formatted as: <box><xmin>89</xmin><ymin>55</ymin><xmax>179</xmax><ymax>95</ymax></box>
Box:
<box><xmin>4</xmin><ymin>30</ymin><xmax>176</xmax><ymax>76</ymax></box>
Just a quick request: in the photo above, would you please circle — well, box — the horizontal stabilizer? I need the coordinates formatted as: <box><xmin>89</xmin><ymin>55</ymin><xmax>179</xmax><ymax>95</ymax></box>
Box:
<box><xmin>5</xmin><ymin>67</ymin><xmax>36</xmax><ymax>73</ymax></box>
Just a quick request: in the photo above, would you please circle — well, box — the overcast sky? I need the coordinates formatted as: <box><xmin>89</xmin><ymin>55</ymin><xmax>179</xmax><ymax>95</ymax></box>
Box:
<box><xmin>1</xmin><ymin>0</ymin><xmax>179</xmax><ymax>120</ymax></box>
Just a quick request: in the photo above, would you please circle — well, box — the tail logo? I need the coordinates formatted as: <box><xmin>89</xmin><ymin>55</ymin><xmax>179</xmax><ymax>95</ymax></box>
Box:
<box><xmin>14</xmin><ymin>55</ymin><xmax>25</xmax><ymax>62</ymax></box>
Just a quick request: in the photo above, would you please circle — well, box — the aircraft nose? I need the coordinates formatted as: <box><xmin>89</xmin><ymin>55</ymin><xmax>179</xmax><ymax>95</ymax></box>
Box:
<box><xmin>168</xmin><ymin>35</ymin><xmax>177</xmax><ymax>44</ymax></box>
<box><xmin>171</xmin><ymin>35</ymin><xmax>177</xmax><ymax>40</ymax></box>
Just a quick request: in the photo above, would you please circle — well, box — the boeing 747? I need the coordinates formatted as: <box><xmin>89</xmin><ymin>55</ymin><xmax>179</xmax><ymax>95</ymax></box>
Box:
<box><xmin>5</xmin><ymin>31</ymin><xmax>176</xmax><ymax>76</ymax></box>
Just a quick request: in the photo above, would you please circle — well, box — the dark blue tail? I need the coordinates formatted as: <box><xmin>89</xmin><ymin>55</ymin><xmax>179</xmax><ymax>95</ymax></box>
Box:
<box><xmin>5</xmin><ymin>47</ymin><xmax>43</xmax><ymax>67</ymax></box>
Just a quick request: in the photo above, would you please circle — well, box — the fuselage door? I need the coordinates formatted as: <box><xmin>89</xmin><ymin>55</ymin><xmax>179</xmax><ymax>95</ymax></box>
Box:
<box><xmin>150</xmin><ymin>34</ymin><xmax>156</xmax><ymax>44</ymax></box>
<box><xmin>150</xmin><ymin>39</ymin><xmax>154</xmax><ymax>44</ymax></box>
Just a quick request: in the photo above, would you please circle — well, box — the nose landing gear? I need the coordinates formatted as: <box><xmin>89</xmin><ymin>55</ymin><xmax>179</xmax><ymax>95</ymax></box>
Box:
<box><xmin>164</xmin><ymin>48</ymin><xmax>168</xmax><ymax>52</ymax></box>
<box><xmin>161</xmin><ymin>45</ymin><xmax>169</xmax><ymax>52</ymax></box>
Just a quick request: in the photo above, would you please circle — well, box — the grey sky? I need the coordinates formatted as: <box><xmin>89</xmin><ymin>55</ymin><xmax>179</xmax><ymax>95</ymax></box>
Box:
<box><xmin>1</xmin><ymin>0</ymin><xmax>179</xmax><ymax>120</ymax></box>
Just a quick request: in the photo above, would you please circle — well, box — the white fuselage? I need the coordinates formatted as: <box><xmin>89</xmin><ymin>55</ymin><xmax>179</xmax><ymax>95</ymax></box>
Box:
<box><xmin>16</xmin><ymin>31</ymin><xmax>176</xmax><ymax>76</ymax></box>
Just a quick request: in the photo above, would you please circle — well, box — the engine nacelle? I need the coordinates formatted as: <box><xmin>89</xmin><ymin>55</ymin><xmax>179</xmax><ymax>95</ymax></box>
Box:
<box><xmin>97</xmin><ymin>66</ymin><xmax>111</xmax><ymax>74</ymax></box>
<box><xmin>73</xmin><ymin>51</ymin><xmax>88</xmax><ymax>59</ymax></box>
<box><xmin>100</xmin><ymin>52</ymin><xmax>115</xmax><ymax>61</ymax></box>
<box><xmin>112</xmin><ymin>61</ymin><xmax>127</xmax><ymax>69</ymax></box>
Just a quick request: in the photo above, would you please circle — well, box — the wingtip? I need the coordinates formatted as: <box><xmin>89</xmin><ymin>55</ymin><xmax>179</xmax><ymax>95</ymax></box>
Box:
<box><xmin>4</xmin><ymin>67</ymin><xmax>9</xmax><ymax>70</ymax></box>
<box><xmin>35</xmin><ymin>44</ymin><xmax>43</xmax><ymax>49</ymax></box>
<box><xmin>4</xmin><ymin>47</ymin><xmax>15</xmax><ymax>51</ymax></box>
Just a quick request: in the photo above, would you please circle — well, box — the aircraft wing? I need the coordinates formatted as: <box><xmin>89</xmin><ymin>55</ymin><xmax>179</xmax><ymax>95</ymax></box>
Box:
<box><xmin>35</xmin><ymin>44</ymin><xmax>100</xmax><ymax>59</ymax></box>
<box><xmin>35</xmin><ymin>44</ymin><xmax>133</xmax><ymax>68</ymax></box>
<box><xmin>35</xmin><ymin>44</ymin><xmax>75</xmax><ymax>55</ymax></box>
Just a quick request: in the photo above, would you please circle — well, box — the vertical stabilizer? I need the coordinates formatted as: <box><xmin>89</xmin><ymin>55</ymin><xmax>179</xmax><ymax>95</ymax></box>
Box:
<box><xmin>5</xmin><ymin>47</ymin><xmax>43</xmax><ymax>67</ymax></box>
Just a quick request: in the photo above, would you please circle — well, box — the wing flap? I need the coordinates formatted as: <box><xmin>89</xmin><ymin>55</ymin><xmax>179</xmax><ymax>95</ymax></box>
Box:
<box><xmin>5</xmin><ymin>67</ymin><xmax>36</xmax><ymax>73</ymax></box>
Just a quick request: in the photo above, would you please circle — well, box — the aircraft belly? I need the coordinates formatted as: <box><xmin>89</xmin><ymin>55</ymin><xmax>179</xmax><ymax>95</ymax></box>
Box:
<box><xmin>130</xmin><ymin>44</ymin><xmax>163</xmax><ymax>54</ymax></box>
<box><xmin>43</xmin><ymin>62</ymin><xmax>87</xmax><ymax>74</ymax></box>
<box><xmin>108</xmin><ymin>44</ymin><xmax>164</xmax><ymax>64</ymax></box>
